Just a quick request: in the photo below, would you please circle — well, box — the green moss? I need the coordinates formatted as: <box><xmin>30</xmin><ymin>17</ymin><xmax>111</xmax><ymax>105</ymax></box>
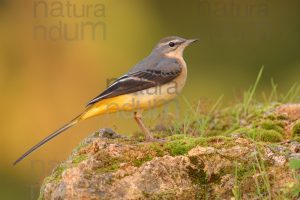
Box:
<box><xmin>149</xmin><ymin>143</ymin><xmax>165</xmax><ymax>157</ymax></box>
<box><xmin>131</xmin><ymin>134</ymin><xmax>146</xmax><ymax>142</ymax></box>
<box><xmin>289</xmin><ymin>159</ymin><xmax>300</xmax><ymax>170</ymax></box>
<box><xmin>293</xmin><ymin>136</ymin><xmax>300</xmax><ymax>142</ymax></box>
<box><xmin>38</xmin><ymin>164</ymin><xmax>68</xmax><ymax>200</ymax></box>
<box><xmin>206</xmin><ymin>135</ymin><xmax>232</xmax><ymax>142</ymax></box>
<box><xmin>167</xmin><ymin>134</ymin><xmax>186</xmax><ymax>141</ymax></box>
<box><xmin>133</xmin><ymin>155</ymin><xmax>153</xmax><ymax>167</ymax></box>
<box><xmin>260</xmin><ymin>120</ymin><xmax>284</xmax><ymax>134</ymax></box>
<box><xmin>96</xmin><ymin>161</ymin><xmax>121</xmax><ymax>174</ymax></box>
<box><xmin>72</xmin><ymin>154</ymin><xmax>88</xmax><ymax>165</ymax></box>
<box><xmin>94</xmin><ymin>150</ymin><xmax>122</xmax><ymax>174</ymax></box>
<box><xmin>276</xmin><ymin>114</ymin><xmax>288</xmax><ymax>121</ymax></box>
<box><xmin>53</xmin><ymin>165</ymin><xmax>66</xmax><ymax>181</ymax></box>
<box><xmin>165</xmin><ymin>140</ymin><xmax>191</xmax><ymax>156</ymax></box>
<box><xmin>165</xmin><ymin>136</ymin><xmax>207</xmax><ymax>156</ymax></box>
<box><xmin>236</xmin><ymin>162</ymin><xmax>255</xmax><ymax>181</ymax></box>
<box><xmin>246</xmin><ymin>129</ymin><xmax>283</xmax><ymax>143</ymax></box>
<box><xmin>292</xmin><ymin>123</ymin><xmax>300</xmax><ymax>137</ymax></box>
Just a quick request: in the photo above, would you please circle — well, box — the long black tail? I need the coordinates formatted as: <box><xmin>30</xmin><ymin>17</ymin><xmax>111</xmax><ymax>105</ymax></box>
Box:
<box><xmin>13</xmin><ymin>118</ymin><xmax>79</xmax><ymax>166</ymax></box>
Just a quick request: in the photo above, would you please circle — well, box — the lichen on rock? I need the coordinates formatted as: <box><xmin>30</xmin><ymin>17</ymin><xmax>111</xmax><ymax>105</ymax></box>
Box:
<box><xmin>39</xmin><ymin>104</ymin><xmax>300</xmax><ymax>199</ymax></box>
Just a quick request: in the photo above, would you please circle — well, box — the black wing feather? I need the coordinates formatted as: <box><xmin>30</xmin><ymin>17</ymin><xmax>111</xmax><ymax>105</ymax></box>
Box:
<box><xmin>87</xmin><ymin>59</ymin><xmax>181</xmax><ymax>106</ymax></box>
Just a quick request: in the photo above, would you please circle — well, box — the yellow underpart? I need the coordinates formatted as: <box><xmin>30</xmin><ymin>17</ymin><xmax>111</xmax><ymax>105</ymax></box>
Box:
<box><xmin>81</xmin><ymin>86</ymin><xmax>181</xmax><ymax>120</ymax></box>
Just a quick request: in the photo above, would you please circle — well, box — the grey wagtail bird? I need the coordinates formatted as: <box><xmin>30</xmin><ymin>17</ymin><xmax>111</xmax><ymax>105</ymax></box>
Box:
<box><xmin>13</xmin><ymin>36</ymin><xmax>197</xmax><ymax>165</ymax></box>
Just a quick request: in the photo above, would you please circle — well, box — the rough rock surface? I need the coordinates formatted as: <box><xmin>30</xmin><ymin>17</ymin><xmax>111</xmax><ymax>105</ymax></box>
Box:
<box><xmin>39</xmin><ymin>128</ymin><xmax>300</xmax><ymax>200</ymax></box>
<box><xmin>275</xmin><ymin>104</ymin><xmax>300</xmax><ymax>138</ymax></box>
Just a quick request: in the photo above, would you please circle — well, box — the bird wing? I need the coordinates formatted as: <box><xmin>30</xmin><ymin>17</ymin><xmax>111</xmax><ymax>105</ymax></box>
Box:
<box><xmin>87</xmin><ymin>59</ymin><xmax>181</xmax><ymax>106</ymax></box>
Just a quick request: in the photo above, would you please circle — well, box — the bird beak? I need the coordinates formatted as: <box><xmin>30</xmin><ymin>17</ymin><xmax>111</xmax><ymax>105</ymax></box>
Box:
<box><xmin>186</xmin><ymin>39</ymin><xmax>198</xmax><ymax>45</ymax></box>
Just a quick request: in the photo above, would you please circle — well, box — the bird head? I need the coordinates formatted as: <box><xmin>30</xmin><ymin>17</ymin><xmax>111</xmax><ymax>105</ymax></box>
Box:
<box><xmin>153</xmin><ymin>36</ymin><xmax>198</xmax><ymax>58</ymax></box>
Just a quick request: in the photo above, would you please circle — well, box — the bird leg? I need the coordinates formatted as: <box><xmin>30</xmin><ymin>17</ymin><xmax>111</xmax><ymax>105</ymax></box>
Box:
<box><xmin>134</xmin><ymin>111</ymin><xmax>153</xmax><ymax>141</ymax></box>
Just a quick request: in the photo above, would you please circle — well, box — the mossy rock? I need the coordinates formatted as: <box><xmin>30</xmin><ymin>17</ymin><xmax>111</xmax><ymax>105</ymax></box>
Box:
<box><xmin>165</xmin><ymin>136</ymin><xmax>207</xmax><ymax>156</ymax></box>
<box><xmin>72</xmin><ymin>154</ymin><xmax>88</xmax><ymax>165</ymax></box>
<box><xmin>133</xmin><ymin>155</ymin><xmax>153</xmax><ymax>167</ymax></box>
<box><xmin>260</xmin><ymin>120</ymin><xmax>284</xmax><ymax>134</ymax></box>
<box><xmin>292</xmin><ymin>122</ymin><xmax>300</xmax><ymax>137</ymax></box>
<box><xmin>246</xmin><ymin>129</ymin><xmax>283</xmax><ymax>143</ymax></box>
<box><xmin>293</xmin><ymin>136</ymin><xmax>300</xmax><ymax>142</ymax></box>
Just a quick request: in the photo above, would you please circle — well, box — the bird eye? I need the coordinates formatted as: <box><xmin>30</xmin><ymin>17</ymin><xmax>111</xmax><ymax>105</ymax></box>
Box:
<box><xmin>169</xmin><ymin>42</ymin><xmax>175</xmax><ymax>47</ymax></box>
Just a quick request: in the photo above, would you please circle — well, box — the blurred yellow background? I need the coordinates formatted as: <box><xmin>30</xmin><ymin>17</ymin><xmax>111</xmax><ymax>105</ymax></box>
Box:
<box><xmin>1</xmin><ymin>0</ymin><xmax>300</xmax><ymax>199</ymax></box>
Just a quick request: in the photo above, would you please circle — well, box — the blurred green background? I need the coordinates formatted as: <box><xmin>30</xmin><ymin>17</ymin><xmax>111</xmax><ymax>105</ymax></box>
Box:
<box><xmin>1</xmin><ymin>0</ymin><xmax>300</xmax><ymax>199</ymax></box>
